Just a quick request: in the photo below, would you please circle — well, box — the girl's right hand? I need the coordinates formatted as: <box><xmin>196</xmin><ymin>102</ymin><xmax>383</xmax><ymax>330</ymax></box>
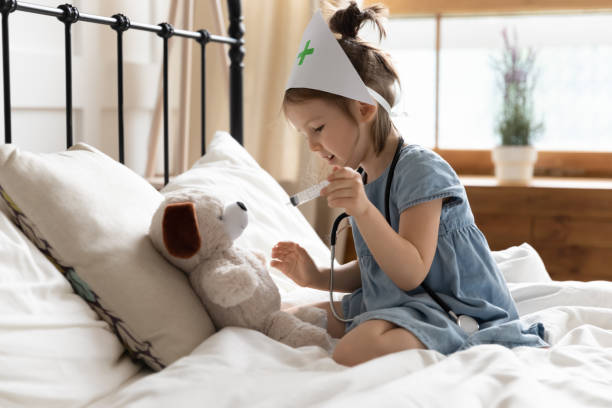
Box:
<box><xmin>270</xmin><ymin>242</ymin><xmax>321</xmax><ymax>288</ymax></box>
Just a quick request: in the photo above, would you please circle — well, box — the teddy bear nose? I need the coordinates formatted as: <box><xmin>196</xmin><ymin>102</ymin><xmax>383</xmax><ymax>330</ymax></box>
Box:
<box><xmin>236</xmin><ymin>201</ymin><xmax>247</xmax><ymax>211</ymax></box>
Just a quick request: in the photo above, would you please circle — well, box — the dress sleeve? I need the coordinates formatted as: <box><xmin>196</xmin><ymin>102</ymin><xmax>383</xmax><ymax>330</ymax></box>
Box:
<box><xmin>392</xmin><ymin>146</ymin><xmax>466</xmax><ymax>213</ymax></box>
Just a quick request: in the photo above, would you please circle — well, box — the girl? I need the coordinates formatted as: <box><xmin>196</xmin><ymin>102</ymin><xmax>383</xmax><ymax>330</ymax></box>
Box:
<box><xmin>271</xmin><ymin>2</ymin><xmax>547</xmax><ymax>367</ymax></box>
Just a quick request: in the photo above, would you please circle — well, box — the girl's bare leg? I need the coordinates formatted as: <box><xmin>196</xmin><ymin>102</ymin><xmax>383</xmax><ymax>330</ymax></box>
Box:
<box><xmin>332</xmin><ymin>319</ymin><xmax>425</xmax><ymax>366</ymax></box>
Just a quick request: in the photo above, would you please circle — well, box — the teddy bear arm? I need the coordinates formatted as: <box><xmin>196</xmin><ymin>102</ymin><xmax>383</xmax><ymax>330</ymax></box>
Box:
<box><xmin>197</xmin><ymin>260</ymin><xmax>258</xmax><ymax>308</ymax></box>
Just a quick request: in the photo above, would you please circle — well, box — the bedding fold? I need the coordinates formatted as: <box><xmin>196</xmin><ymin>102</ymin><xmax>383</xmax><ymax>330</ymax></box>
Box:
<box><xmin>89</xmin><ymin>280</ymin><xmax>612</xmax><ymax>408</ymax></box>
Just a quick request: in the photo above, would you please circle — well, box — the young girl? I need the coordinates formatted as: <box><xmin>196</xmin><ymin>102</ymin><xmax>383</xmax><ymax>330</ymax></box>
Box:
<box><xmin>271</xmin><ymin>2</ymin><xmax>547</xmax><ymax>367</ymax></box>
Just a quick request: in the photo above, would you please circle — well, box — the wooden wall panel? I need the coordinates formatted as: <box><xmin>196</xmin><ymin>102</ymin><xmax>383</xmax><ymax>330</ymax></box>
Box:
<box><xmin>466</xmin><ymin>179</ymin><xmax>612</xmax><ymax>281</ymax></box>
<box><xmin>467</xmin><ymin>187</ymin><xmax>612</xmax><ymax>218</ymax></box>
<box><xmin>343</xmin><ymin>178</ymin><xmax>612</xmax><ymax>282</ymax></box>
<box><xmin>536</xmin><ymin>246</ymin><xmax>612</xmax><ymax>281</ymax></box>
<box><xmin>471</xmin><ymin>214</ymin><xmax>531</xmax><ymax>250</ymax></box>
<box><xmin>533</xmin><ymin>217</ymin><xmax>612</xmax><ymax>248</ymax></box>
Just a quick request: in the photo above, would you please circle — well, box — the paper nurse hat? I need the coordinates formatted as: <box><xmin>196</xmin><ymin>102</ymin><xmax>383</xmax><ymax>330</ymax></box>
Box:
<box><xmin>285</xmin><ymin>10</ymin><xmax>393</xmax><ymax>115</ymax></box>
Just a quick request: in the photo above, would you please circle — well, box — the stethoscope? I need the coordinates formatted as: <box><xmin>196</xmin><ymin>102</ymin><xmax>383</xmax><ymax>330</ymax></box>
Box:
<box><xmin>328</xmin><ymin>136</ymin><xmax>480</xmax><ymax>335</ymax></box>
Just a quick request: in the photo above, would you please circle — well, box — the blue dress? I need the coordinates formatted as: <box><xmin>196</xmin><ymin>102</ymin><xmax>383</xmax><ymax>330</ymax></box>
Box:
<box><xmin>342</xmin><ymin>143</ymin><xmax>547</xmax><ymax>355</ymax></box>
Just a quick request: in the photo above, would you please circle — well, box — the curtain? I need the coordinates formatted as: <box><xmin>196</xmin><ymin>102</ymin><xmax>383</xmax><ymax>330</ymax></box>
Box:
<box><xmin>188</xmin><ymin>0</ymin><xmax>349</xmax><ymax>261</ymax></box>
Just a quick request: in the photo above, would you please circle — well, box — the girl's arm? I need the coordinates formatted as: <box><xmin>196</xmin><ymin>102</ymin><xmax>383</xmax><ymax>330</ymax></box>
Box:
<box><xmin>313</xmin><ymin>259</ymin><xmax>362</xmax><ymax>292</ymax></box>
<box><xmin>323</xmin><ymin>166</ymin><xmax>442</xmax><ymax>292</ymax></box>
<box><xmin>353</xmin><ymin>199</ymin><xmax>442</xmax><ymax>291</ymax></box>
<box><xmin>271</xmin><ymin>242</ymin><xmax>361</xmax><ymax>292</ymax></box>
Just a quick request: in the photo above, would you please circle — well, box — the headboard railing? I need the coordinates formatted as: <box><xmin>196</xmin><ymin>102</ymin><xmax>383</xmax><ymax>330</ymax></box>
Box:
<box><xmin>227</xmin><ymin>0</ymin><xmax>244</xmax><ymax>147</ymax></box>
<box><xmin>0</xmin><ymin>0</ymin><xmax>244</xmax><ymax>185</ymax></box>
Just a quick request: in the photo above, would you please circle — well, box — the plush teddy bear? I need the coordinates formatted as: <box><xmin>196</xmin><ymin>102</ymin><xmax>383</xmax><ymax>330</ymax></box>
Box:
<box><xmin>149</xmin><ymin>188</ymin><xmax>334</xmax><ymax>353</ymax></box>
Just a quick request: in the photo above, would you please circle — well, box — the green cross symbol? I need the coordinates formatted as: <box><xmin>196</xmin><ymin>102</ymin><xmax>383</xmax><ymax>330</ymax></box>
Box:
<box><xmin>297</xmin><ymin>40</ymin><xmax>314</xmax><ymax>65</ymax></box>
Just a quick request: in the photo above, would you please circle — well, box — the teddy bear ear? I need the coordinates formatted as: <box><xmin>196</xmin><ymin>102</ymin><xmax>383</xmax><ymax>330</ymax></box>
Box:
<box><xmin>162</xmin><ymin>202</ymin><xmax>202</xmax><ymax>259</ymax></box>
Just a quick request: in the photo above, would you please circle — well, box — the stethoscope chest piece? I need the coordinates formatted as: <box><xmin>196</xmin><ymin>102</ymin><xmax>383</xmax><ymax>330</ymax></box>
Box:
<box><xmin>457</xmin><ymin>314</ymin><xmax>479</xmax><ymax>335</ymax></box>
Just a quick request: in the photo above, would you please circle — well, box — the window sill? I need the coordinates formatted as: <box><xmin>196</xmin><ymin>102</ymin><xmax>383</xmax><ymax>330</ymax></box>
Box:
<box><xmin>460</xmin><ymin>175</ymin><xmax>612</xmax><ymax>190</ymax></box>
<box><xmin>438</xmin><ymin>150</ymin><xmax>612</xmax><ymax>179</ymax></box>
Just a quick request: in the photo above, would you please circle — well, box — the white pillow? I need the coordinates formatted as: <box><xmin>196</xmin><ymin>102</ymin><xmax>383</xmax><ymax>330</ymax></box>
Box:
<box><xmin>0</xmin><ymin>210</ymin><xmax>140</xmax><ymax>406</ymax></box>
<box><xmin>492</xmin><ymin>243</ymin><xmax>552</xmax><ymax>283</ymax></box>
<box><xmin>0</xmin><ymin>142</ymin><xmax>215</xmax><ymax>370</ymax></box>
<box><xmin>162</xmin><ymin>131</ymin><xmax>332</xmax><ymax>297</ymax></box>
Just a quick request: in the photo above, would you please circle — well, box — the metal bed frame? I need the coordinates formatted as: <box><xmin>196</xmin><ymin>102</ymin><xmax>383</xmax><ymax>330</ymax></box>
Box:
<box><xmin>0</xmin><ymin>0</ymin><xmax>244</xmax><ymax>185</ymax></box>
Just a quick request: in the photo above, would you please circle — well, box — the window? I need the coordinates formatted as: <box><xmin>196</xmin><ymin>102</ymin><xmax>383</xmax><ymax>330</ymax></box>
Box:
<box><xmin>361</xmin><ymin>2</ymin><xmax>612</xmax><ymax>177</ymax></box>
<box><xmin>376</xmin><ymin>18</ymin><xmax>437</xmax><ymax>148</ymax></box>
<box><xmin>438</xmin><ymin>13</ymin><xmax>612</xmax><ymax>151</ymax></box>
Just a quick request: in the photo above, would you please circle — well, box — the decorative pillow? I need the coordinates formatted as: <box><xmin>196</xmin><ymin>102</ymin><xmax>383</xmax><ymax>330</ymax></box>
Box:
<box><xmin>162</xmin><ymin>131</ymin><xmax>332</xmax><ymax>298</ymax></box>
<box><xmin>0</xmin><ymin>189</ymin><xmax>8</xmax><ymax>217</ymax></box>
<box><xmin>0</xmin><ymin>210</ymin><xmax>140</xmax><ymax>406</ymax></box>
<box><xmin>492</xmin><ymin>243</ymin><xmax>552</xmax><ymax>283</ymax></box>
<box><xmin>0</xmin><ymin>143</ymin><xmax>215</xmax><ymax>371</ymax></box>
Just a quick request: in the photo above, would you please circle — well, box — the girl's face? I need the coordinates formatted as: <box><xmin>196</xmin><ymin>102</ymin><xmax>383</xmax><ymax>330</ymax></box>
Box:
<box><xmin>285</xmin><ymin>97</ymin><xmax>371</xmax><ymax>169</ymax></box>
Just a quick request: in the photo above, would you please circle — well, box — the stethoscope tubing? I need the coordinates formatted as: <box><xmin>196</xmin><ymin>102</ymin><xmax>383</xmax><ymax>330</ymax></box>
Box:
<box><xmin>329</xmin><ymin>243</ymin><xmax>355</xmax><ymax>323</ymax></box>
<box><xmin>327</xmin><ymin>136</ymin><xmax>479</xmax><ymax>334</ymax></box>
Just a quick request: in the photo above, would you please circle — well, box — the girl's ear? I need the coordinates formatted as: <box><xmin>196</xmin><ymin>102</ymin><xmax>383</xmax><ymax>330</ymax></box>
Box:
<box><xmin>353</xmin><ymin>100</ymin><xmax>378</xmax><ymax>124</ymax></box>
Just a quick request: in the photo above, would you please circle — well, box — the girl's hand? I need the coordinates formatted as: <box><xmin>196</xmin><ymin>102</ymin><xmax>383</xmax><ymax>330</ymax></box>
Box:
<box><xmin>321</xmin><ymin>166</ymin><xmax>371</xmax><ymax>217</ymax></box>
<box><xmin>270</xmin><ymin>242</ymin><xmax>321</xmax><ymax>288</ymax></box>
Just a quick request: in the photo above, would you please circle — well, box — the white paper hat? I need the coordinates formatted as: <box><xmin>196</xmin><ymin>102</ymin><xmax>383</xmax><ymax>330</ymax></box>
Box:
<box><xmin>285</xmin><ymin>10</ymin><xmax>393</xmax><ymax>115</ymax></box>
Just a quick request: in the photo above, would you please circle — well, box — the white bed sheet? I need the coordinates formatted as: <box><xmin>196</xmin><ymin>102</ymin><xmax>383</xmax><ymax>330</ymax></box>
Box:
<box><xmin>88</xmin><ymin>280</ymin><xmax>612</xmax><ymax>408</ymax></box>
<box><xmin>3</xmin><ymin>206</ymin><xmax>612</xmax><ymax>407</ymax></box>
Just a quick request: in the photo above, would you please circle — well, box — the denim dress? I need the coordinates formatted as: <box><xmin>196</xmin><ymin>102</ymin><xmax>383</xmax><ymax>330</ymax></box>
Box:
<box><xmin>342</xmin><ymin>144</ymin><xmax>548</xmax><ymax>355</ymax></box>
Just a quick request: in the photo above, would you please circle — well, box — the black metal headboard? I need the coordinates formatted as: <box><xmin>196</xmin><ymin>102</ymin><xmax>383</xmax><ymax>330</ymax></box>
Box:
<box><xmin>0</xmin><ymin>0</ymin><xmax>244</xmax><ymax>185</ymax></box>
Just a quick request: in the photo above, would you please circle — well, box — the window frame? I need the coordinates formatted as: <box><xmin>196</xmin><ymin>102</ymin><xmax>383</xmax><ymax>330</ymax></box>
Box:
<box><xmin>366</xmin><ymin>0</ymin><xmax>612</xmax><ymax>178</ymax></box>
<box><xmin>370</xmin><ymin>0</ymin><xmax>612</xmax><ymax>16</ymax></box>
<box><xmin>436</xmin><ymin>149</ymin><xmax>612</xmax><ymax>177</ymax></box>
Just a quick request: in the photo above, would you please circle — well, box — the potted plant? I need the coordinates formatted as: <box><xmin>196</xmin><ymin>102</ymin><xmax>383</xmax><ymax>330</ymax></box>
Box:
<box><xmin>491</xmin><ymin>28</ymin><xmax>543</xmax><ymax>185</ymax></box>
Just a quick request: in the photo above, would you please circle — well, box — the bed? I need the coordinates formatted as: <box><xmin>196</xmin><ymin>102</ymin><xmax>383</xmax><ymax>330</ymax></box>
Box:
<box><xmin>2</xmin><ymin>1</ymin><xmax>612</xmax><ymax>407</ymax></box>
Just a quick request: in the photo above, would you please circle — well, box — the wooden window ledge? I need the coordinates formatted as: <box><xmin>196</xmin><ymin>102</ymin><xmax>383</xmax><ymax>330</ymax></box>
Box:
<box><xmin>460</xmin><ymin>176</ymin><xmax>612</xmax><ymax>190</ymax></box>
<box><xmin>461</xmin><ymin>176</ymin><xmax>612</xmax><ymax>282</ymax></box>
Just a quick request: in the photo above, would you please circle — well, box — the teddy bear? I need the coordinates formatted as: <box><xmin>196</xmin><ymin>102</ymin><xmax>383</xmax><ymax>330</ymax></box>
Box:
<box><xmin>149</xmin><ymin>188</ymin><xmax>334</xmax><ymax>353</ymax></box>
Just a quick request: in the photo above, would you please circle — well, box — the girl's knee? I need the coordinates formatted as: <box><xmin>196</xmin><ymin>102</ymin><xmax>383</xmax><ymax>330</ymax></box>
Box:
<box><xmin>332</xmin><ymin>321</ymin><xmax>424</xmax><ymax>366</ymax></box>
<box><xmin>332</xmin><ymin>323</ymin><xmax>388</xmax><ymax>366</ymax></box>
<box><xmin>333</xmin><ymin>333</ymin><xmax>390</xmax><ymax>366</ymax></box>
<box><xmin>332</xmin><ymin>338</ymin><xmax>360</xmax><ymax>366</ymax></box>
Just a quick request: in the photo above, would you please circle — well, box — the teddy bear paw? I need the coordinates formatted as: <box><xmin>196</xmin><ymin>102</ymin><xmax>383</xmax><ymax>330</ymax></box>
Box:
<box><xmin>292</xmin><ymin>306</ymin><xmax>328</xmax><ymax>329</ymax></box>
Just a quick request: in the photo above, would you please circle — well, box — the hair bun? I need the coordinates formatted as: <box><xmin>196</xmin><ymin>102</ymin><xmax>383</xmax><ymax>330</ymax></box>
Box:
<box><xmin>328</xmin><ymin>1</ymin><xmax>387</xmax><ymax>41</ymax></box>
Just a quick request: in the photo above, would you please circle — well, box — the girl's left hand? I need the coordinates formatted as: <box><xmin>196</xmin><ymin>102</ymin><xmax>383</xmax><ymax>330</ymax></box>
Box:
<box><xmin>321</xmin><ymin>166</ymin><xmax>371</xmax><ymax>217</ymax></box>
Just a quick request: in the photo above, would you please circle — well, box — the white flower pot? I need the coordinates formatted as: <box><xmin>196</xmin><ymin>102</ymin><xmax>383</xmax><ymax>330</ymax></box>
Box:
<box><xmin>491</xmin><ymin>145</ymin><xmax>538</xmax><ymax>185</ymax></box>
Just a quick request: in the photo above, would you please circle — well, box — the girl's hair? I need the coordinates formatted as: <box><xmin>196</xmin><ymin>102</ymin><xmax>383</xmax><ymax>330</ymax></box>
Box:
<box><xmin>283</xmin><ymin>1</ymin><xmax>400</xmax><ymax>155</ymax></box>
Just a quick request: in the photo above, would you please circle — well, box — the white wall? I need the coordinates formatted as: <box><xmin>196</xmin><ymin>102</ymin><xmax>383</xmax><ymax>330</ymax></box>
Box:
<box><xmin>0</xmin><ymin>0</ymin><xmax>185</xmax><ymax>176</ymax></box>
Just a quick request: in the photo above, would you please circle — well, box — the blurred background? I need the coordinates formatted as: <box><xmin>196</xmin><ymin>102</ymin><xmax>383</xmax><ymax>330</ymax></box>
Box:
<box><xmin>2</xmin><ymin>0</ymin><xmax>611</xmax><ymax>280</ymax></box>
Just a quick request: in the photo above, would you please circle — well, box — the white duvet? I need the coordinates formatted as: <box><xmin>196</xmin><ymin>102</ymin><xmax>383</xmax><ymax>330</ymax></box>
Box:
<box><xmin>2</xmin><ymin>210</ymin><xmax>612</xmax><ymax>408</ymax></box>
<box><xmin>90</xmin><ymin>282</ymin><xmax>612</xmax><ymax>408</ymax></box>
